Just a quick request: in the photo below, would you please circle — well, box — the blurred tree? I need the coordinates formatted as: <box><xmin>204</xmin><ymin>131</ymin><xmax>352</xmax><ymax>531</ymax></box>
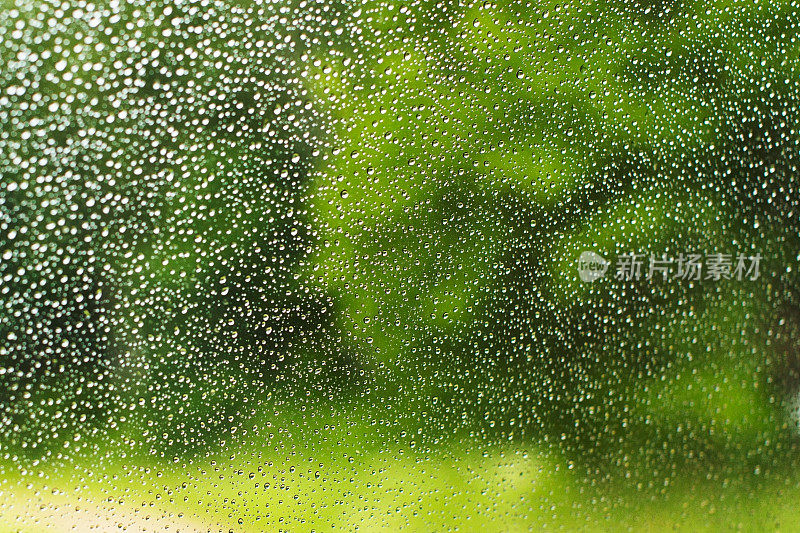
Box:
<box><xmin>305</xmin><ymin>0</ymin><xmax>800</xmax><ymax>464</ymax></box>
<box><xmin>0</xmin><ymin>0</ymin><xmax>351</xmax><ymax>456</ymax></box>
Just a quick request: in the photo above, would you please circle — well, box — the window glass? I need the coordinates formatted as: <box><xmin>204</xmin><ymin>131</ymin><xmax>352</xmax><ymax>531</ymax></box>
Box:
<box><xmin>1</xmin><ymin>0</ymin><xmax>799</xmax><ymax>530</ymax></box>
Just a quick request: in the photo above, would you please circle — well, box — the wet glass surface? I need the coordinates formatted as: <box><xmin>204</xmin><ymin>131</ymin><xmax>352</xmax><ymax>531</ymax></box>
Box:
<box><xmin>1</xmin><ymin>0</ymin><xmax>800</xmax><ymax>530</ymax></box>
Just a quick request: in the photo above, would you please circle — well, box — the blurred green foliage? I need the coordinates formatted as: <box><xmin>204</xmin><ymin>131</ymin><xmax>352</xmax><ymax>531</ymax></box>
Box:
<box><xmin>305</xmin><ymin>0</ymin><xmax>800</xmax><ymax>457</ymax></box>
<box><xmin>1</xmin><ymin>0</ymin><xmax>799</xmax><ymax>478</ymax></box>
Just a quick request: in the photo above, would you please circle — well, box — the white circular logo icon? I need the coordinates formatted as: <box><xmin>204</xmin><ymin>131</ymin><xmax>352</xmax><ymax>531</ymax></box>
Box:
<box><xmin>577</xmin><ymin>251</ymin><xmax>608</xmax><ymax>282</ymax></box>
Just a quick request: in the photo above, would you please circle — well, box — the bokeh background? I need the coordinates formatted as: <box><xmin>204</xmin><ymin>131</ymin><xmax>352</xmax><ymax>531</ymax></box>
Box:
<box><xmin>1</xmin><ymin>0</ymin><xmax>800</xmax><ymax>529</ymax></box>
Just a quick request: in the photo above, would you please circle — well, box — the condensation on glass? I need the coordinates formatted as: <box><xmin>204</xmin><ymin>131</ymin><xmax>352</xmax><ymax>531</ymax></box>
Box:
<box><xmin>1</xmin><ymin>0</ymin><xmax>799</xmax><ymax>530</ymax></box>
